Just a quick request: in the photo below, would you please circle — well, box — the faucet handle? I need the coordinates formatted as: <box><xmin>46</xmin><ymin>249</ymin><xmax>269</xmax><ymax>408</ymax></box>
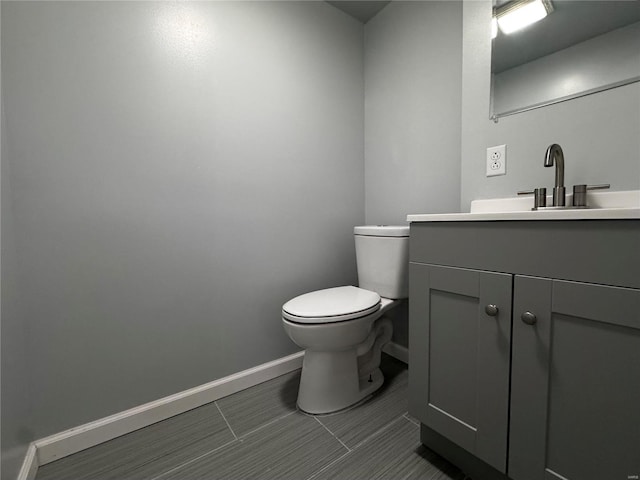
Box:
<box><xmin>518</xmin><ymin>187</ymin><xmax>547</xmax><ymax>210</ymax></box>
<box><xmin>586</xmin><ymin>184</ymin><xmax>610</xmax><ymax>190</ymax></box>
<box><xmin>572</xmin><ymin>184</ymin><xmax>610</xmax><ymax>207</ymax></box>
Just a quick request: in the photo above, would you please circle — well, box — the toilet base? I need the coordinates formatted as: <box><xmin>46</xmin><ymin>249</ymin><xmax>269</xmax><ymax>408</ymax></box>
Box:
<box><xmin>296</xmin><ymin>354</ymin><xmax>385</xmax><ymax>415</ymax></box>
<box><xmin>296</xmin><ymin>317</ymin><xmax>392</xmax><ymax>415</ymax></box>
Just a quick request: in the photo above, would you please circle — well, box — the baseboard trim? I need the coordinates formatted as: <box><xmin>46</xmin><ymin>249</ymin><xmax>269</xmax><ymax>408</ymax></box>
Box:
<box><xmin>16</xmin><ymin>444</ymin><xmax>38</xmax><ymax>480</ymax></box>
<box><xmin>33</xmin><ymin>351</ymin><xmax>304</xmax><ymax>467</ymax></box>
<box><xmin>19</xmin><ymin>345</ymin><xmax>405</xmax><ymax>477</ymax></box>
<box><xmin>383</xmin><ymin>341</ymin><xmax>409</xmax><ymax>364</ymax></box>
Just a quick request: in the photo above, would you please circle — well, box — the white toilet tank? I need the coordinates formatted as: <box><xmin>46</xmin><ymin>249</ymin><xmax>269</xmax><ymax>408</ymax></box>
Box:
<box><xmin>354</xmin><ymin>225</ymin><xmax>410</xmax><ymax>299</ymax></box>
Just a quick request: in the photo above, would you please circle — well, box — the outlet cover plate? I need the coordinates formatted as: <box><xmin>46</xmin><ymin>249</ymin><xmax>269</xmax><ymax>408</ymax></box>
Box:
<box><xmin>486</xmin><ymin>144</ymin><xmax>506</xmax><ymax>176</ymax></box>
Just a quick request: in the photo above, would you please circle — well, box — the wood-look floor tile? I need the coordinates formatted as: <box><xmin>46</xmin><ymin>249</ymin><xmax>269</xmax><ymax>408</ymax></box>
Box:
<box><xmin>310</xmin><ymin>417</ymin><xmax>465</xmax><ymax>480</ymax></box>
<box><xmin>36</xmin><ymin>402</ymin><xmax>235</xmax><ymax>480</ymax></box>
<box><xmin>317</xmin><ymin>356</ymin><xmax>409</xmax><ymax>449</ymax></box>
<box><xmin>216</xmin><ymin>369</ymin><xmax>300</xmax><ymax>437</ymax></box>
<box><xmin>158</xmin><ymin>412</ymin><xmax>347</xmax><ymax>480</ymax></box>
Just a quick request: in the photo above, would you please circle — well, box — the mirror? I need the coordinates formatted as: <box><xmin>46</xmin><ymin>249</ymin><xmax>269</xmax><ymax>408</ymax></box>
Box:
<box><xmin>490</xmin><ymin>1</ymin><xmax>640</xmax><ymax>120</ymax></box>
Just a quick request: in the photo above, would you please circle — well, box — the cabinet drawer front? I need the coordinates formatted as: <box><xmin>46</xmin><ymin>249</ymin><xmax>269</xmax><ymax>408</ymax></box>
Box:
<box><xmin>510</xmin><ymin>277</ymin><xmax>640</xmax><ymax>480</ymax></box>
<box><xmin>409</xmin><ymin>263</ymin><xmax>512</xmax><ymax>473</ymax></box>
<box><xmin>409</xmin><ymin>221</ymin><xmax>640</xmax><ymax>289</ymax></box>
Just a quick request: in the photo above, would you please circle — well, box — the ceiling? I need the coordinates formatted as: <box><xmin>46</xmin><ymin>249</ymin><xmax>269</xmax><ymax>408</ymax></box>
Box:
<box><xmin>326</xmin><ymin>1</ymin><xmax>391</xmax><ymax>23</ymax></box>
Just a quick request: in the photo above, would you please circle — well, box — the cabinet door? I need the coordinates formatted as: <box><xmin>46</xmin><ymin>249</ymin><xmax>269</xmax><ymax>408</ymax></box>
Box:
<box><xmin>409</xmin><ymin>263</ymin><xmax>512</xmax><ymax>472</ymax></box>
<box><xmin>510</xmin><ymin>276</ymin><xmax>640</xmax><ymax>480</ymax></box>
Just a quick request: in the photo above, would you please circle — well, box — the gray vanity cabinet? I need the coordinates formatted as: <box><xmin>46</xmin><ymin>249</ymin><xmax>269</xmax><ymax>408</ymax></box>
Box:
<box><xmin>509</xmin><ymin>276</ymin><xmax>640</xmax><ymax>480</ymax></box>
<box><xmin>408</xmin><ymin>263</ymin><xmax>512</xmax><ymax>473</ymax></box>
<box><xmin>409</xmin><ymin>220</ymin><xmax>640</xmax><ymax>480</ymax></box>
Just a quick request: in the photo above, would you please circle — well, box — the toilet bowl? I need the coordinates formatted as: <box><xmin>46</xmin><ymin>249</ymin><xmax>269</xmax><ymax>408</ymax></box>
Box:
<box><xmin>281</xmin><ymin>226</ymin><xmax>409</xmax><ymax>414</ymax></box>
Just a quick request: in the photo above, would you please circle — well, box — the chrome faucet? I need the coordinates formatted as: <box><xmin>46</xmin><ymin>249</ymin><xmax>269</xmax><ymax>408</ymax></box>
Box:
<box><xmin>544</xmin><ymin>143</ymin><xmax>565</xmax><ymax>206</ymax></box>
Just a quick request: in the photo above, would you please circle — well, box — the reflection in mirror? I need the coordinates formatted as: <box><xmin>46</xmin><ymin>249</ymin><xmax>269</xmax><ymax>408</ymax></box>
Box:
<box><xmin>490</xmin><ymin>1</ymin><xmax>640</xmax><ymax>120</ymax></box>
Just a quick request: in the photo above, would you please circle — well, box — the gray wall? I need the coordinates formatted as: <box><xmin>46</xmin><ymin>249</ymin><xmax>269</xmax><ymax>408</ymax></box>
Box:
<box><xmin>1</xmin><ymin>99</ymin><xmax>34</xmax><ymax>479</ymax></box>
<box><xmin>6</xmin><ymin>3</ymin><xmax>637</xmax><ymax>476</ymax></box>
<box><xmin>2</xmin><ymin>2</ymin><xmax>35</xmax><ymax>470</ymax></box>
<box><xmin>364</xmin><ymin>0</ymin><xmax>462</xmax><ymax>225</ymax></box>
<box><xmin>461</xmin><ymin>0</ymin><xmax>640</xmax><ymax>211</ymax></box>
<box><xmin>1</xmin><ymin>0</ymin><xmax>364</xmax><ymax>443</ymax></box>
<box><xmin>363</xmin><ymin>1</ymin><xmax>463</xmax><ymax>347</ymax></box>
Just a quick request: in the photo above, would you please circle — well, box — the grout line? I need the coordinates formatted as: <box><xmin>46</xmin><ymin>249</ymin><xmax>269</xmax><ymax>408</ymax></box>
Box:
<box><xmin>214</xmin><ymin>402</ymin><xmax>238</xmax><ymax>440</ymax></box>
<box><xmin>305</xmin><ymin>413</ymin><xmax>414</xmax><ymax>480</ymax></box>
<box><xmin>304</xmin><ymin>450</ymin><xmax>352</xmax><ymax>480</ymax></box>
<box><xmin>350</xmin><ymin>414</ymin><xmax>407</xmax><ymax>452</ymax></box>
<box><xmin>313</xmin><ymin>417</ymin><xmax>351</xmax><ymax>453</ymax></box>
<box><xmin>237</xmin><ymin>410</ymin><xmax>298</xmax><ymax>440</ymax></box>
<box><xmin>147</xmin><ymin>437</ymin><xmax>238</xmax><ymax>480</ymax></box>
<box><xmin>150</xmin><ymin>408</ymin><xmax>299</xmax><ymax>480</ymax></box>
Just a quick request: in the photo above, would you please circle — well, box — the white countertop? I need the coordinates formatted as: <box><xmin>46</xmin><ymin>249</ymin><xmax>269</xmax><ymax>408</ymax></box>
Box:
<box><xmin>407</xmin><ymin>190</ymin><xmax>640</xmax><ymax>222</ymax></box>
<box><xmin>407</xmin><ymin>207</ymin><xmax>640</xmax><ymax>222</ymax></box>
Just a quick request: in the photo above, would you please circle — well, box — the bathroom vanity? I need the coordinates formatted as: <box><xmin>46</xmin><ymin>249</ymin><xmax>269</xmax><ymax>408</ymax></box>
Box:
<box><xmin>407</xmin><ymin>201</ymin><xmax>640</xmax><ymax>480</ymax></box>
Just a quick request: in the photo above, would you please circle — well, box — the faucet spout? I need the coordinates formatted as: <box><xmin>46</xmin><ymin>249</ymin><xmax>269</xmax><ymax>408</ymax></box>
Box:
<box><xmin>544</xmin><ymin>144</ymin><xmax>565</xmax><ymax>206</ymax></box>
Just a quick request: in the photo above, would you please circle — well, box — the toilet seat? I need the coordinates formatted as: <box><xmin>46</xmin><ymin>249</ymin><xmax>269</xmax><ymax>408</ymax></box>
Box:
<box><xmin>282</xmin><ymin>286</ymin><xmax>381</xmax><ymax>324</ymax></box>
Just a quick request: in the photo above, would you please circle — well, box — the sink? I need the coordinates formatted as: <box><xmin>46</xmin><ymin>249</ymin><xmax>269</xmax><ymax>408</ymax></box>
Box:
<box><xmin>407</xmin><ymin>190</ymin><xmax>640</xmax><ymax>222</ymax></box>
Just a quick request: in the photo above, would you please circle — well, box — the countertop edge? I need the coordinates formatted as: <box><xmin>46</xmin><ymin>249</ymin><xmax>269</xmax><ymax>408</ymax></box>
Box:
<box><xmin>407</xmin><ymin>208</ymin><xmax>640</xmax><ymax>222</ymax></box>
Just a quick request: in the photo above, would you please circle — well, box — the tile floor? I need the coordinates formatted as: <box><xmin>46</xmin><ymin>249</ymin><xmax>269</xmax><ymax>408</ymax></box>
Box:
<box><xmin>36</xmin><ymin>355</ymin><xmax>466</xmax><ymax>480</ymax></box>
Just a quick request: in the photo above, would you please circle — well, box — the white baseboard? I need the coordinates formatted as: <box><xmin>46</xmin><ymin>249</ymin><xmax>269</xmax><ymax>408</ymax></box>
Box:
<box><xmin>17</xmin><ymin>345</ymin><xmax>406</xmax><ymax>478</ymax></box>
<box><xmin>16</xmin><ymin>444</ymin><xmax>38</xmax><ymax>480</ymax></box>
<box><xmin>33</xmin><ymin>351</ymin><xmax>304</xmax><ymax>467</ymax></box>
<box><xmin>383</xmin><ymin>341</ymin><xmax>409</xmax><ymax>364</ymax></box>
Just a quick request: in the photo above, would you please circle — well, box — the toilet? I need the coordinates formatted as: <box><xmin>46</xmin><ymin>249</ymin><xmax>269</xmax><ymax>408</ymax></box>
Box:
<box><xmin>281</xmin><ymin>225</ymin><xmax>409</xmax><ymax>414</ymax></box>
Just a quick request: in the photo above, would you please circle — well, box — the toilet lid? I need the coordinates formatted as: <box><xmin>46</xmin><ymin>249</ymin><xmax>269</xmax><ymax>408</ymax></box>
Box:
<box><xmin>282</xmin><ymin>286</ymin><xmax>381</xmax><ymax>324</ymax></box>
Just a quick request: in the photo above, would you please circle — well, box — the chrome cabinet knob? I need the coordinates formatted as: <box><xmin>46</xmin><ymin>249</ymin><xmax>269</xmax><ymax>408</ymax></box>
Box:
<box><xmin>521</xmin><ymin>311</ymin><xmax>537</xmax><ymax>325</ymax></box>
<box><xmin>485</xmin><ymin>304</ymin><xmax>499</xmax><ymax>316</ymax></box>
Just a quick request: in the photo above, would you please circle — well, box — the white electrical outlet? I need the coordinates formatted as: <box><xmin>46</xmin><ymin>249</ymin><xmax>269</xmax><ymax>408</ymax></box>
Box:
<box><xmin>486</xmin><ymin>144</ymin><xmax>506</xmax><ymax>177</ymax></box>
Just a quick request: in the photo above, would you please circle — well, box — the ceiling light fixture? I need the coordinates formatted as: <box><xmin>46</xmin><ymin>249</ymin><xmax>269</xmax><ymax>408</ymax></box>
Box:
<box><xmin>495</xmin><ymin>0</ymin><xmax>553</xmax><ymax>35</ymax></box>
